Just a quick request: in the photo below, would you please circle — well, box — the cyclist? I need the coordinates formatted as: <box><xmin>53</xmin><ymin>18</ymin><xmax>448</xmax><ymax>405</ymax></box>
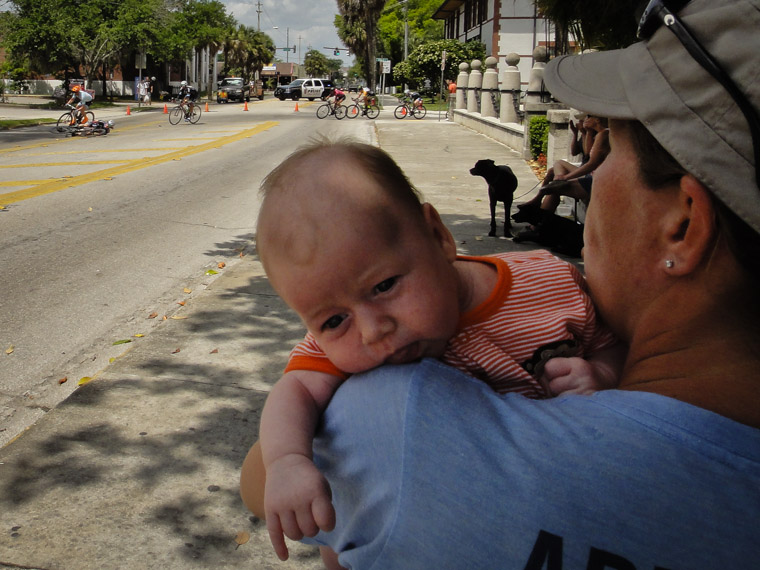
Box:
<box><xmin>178</xmin><ymin>80</ymin><xmax>198</xmax><ymax>121</ymax></box>
<box><xmin>355</xmin><ymin>86</ymin><xmax>373</xmax><ymax>115</ymax></box>
<box><xmin>332</xmin><ymin>87</ymin><xmax>346</xmax><ymax>111</ymax></box>
<box><xmin>66</xmin><ymin>85</ymin><xmax>93</xmax><ymax>125</ymax></box>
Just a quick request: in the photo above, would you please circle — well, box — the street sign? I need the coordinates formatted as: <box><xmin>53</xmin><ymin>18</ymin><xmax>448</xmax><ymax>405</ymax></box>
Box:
<box><xmin>375</xmin><ymin>57</ymin><xmax>390</xmax><ymax>62</ymax></box>
<box><xmin>382</xmin><ymin>60</ymin><xmax>391</xmax><ymax>74</ymax></box>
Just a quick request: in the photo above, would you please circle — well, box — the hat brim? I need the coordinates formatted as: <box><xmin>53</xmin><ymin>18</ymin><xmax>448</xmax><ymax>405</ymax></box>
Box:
<box><xmin>544</xmin><ymin>49</ymin><xmax>642</xmax><ymax>121</ymax></box>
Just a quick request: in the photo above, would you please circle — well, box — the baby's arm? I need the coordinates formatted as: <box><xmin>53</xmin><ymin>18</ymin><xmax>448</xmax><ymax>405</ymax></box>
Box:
<box><xmin>539</xmin><ymin>343</ymin><xmax>626</xmax><ymax>396</ymax></box>
<box><xmin>259</xmin><ymin>369</ymin><xmax>345</xmax><ymax>561</ymax></box>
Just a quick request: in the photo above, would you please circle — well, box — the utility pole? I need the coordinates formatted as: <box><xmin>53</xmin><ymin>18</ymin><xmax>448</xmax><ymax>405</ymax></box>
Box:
<box><xmin>256</xmin><ymin>1</ymin><xmax>262</xmax><ymax>32</ymax></box>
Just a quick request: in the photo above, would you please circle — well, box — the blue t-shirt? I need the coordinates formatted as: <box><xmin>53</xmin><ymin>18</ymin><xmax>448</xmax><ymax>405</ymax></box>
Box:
<box><xmin>305</xmin><ymin>359</ymin><xmax>760</xmax><ymax>569</ymax></box>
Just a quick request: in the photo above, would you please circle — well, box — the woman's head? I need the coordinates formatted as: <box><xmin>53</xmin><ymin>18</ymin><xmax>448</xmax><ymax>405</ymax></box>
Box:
<box><xmin>545</xmin><ymin>0</ymin><xmax>760</xmax><ymax>237</ymax></box>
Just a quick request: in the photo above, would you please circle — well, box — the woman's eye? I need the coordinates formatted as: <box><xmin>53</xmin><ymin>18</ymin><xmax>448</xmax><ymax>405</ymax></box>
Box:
<box><xmin>374</xmin><ymin>277</ymin><xmax>397</xmax><ymax>294</ymax></box>
<box><xmin>322</xmin><ymin>314</ymin><xmax>345</xmax><ymax>331</ymax></box>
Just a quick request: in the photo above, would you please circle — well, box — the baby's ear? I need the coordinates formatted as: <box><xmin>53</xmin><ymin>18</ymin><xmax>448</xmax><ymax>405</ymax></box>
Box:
<box><xmin>422</xmin><ymin>203</ymin><xmax>457</xmax><ymax>261</ymax></box>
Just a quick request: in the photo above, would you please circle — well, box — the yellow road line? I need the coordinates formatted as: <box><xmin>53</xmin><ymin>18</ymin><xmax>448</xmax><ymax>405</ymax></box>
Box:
<box><xmin>0</xmin><ymin>179</ymin><xmax>67</xmax><ymax>187</ymax></box>
<box><xmin>0</xmin><ymin>121</ymin><xmax>278</xmax><ymax>205</ymax></box>
<box><xmin>16</xmin><ymin>148</ymin><xmax>184</xmax><ymax>156</ymax></box>
<box><xmin>0</xmin><ymin>160</ymin><xmax>133</xmax><ymax>168</ymax></box>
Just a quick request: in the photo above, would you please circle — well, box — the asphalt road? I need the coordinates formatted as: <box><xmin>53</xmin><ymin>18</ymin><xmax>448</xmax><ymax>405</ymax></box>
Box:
<box><xmin>0</xmin><ymin>99</ymin><xmax>376</xmax><ymax>446</ymax></box>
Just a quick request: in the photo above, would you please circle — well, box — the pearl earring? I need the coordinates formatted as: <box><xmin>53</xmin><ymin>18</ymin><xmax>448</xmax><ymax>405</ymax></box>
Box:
<box><xmin>665</xmin><ymin>259</ymin><xmax>675</xmax><ymax>269</ymax></box>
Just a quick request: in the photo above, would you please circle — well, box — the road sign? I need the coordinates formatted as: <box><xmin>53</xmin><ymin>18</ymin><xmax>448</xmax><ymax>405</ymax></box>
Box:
<box><xmin>375</xmin><ymin>57</ymin><xmax>390</xmax><ymax>62</ymax></box>
<box><xmin>382</xmin><ymin>60</ymin><xmax>391</xmax><ymax>74</ymax></box>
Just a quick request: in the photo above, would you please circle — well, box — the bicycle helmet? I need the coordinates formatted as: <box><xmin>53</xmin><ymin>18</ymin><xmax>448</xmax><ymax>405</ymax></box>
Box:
<box><xmin>107</xmin><ymin>120</ymin><xmax>115</xmax><ymax>128</ymax></box>
<box><xmin>180</xmin><ymin>80</ymin><xmax>187</xmax><ymax>86</ymax></box>
<box><xmin>71</xmin><ymin>85</ymin><xmax>81</xmax><ymax>92</ymax></box>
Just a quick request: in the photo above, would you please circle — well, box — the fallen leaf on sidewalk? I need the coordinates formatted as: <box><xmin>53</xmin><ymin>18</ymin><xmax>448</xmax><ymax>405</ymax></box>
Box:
<box><xmin>217</xmin><ymin>262</ymin><xmax>226</xmax><ymax>269</ymax></box>
<box><xmin>234</xmin><ymin>531</ymin><xmax>250</xmax><ymax>550</ymax></box>
<box><xmin>171</xmin><ymin>315</ymin><xmax>188</xmax><ymax>320</ymax></box>
<box><xmin>5</xmin><ymin>345</ymin><xmax>14</xmax><ymax>355</ymax></box>
<box><xmin>148</xmin><ymin>312</ymin><xmax>158</xmax><ymax>319</ymax></box>
<box><xmin>134</xmin><ymin>333</ymin><xmax>144</xmax><ymax>338</ymax></box>
<box><xmin>58</xmin><ymin>377</ymin><xmax>68</xmax><ymax>385</ymax></box>
<box><xmin>205</xmin><ymin>269</ymin><xmax>218</xmax><ymax>275</ymax></box>
<box><xmin>177</xmin><ymin>301</ymin><xmax>186</xmax><ymax>306</ymax></box>
<box><xmin>210</xmin><ymin>348</ymin><xmax>219</xmax><ymax>354</ymax></box>
<box><xmin>112</xmin><ymin>339</ymin><xmax>132</xmax><ymax>345</ymax></box>
<box><xmin>172</xmin><ymin>348</ymin><xmax>181</xmax><ymax>354</ymax></box>
<box><xmin>78</xmin><ymin>377</ymin><xmax>93</xmax><ymax>385</ymax></box>
<box><xmin>184</xmin><ymin>288</ymin><xmax>192</xmax><ymax>294</ymax></box>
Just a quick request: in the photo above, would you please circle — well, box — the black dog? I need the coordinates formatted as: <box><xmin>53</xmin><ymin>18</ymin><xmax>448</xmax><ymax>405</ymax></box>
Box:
<box><xmin>511</xmin><ymin>201</ymin><xmax>584</xmax><ymax>258</ymax></box>
<box><xmin>469</xmin><ymin>159</ymin><xmax>518</xmax><ymax>237</ymax></box>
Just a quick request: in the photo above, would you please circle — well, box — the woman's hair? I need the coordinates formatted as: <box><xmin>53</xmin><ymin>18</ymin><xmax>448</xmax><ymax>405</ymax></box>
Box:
<box><xmin>260</xmin><ymin>138</ymin><xmax>424</xmax><ymax>219</ymax></box>
<box><xmin>626</xmin><ymin>120</ymin><xmax>760</xmax><ymax>281</ymax></box>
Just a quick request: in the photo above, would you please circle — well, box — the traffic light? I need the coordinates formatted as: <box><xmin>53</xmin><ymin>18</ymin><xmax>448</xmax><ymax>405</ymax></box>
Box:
<box><xmin>334</xmin><ymin>49</ymin><xmax>339</xmax><ymax>56</ymax></box>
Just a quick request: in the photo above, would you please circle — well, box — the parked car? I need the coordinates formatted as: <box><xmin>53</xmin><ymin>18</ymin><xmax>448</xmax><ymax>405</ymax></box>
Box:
<box><xmin>217</xmin><ymin>77</ymin><xmax>251</xmax><ymax>103</ymax></box>
<box><xmin>274</xmin><ymin>79</ymin><xmax>306</xmax><ymax>101</ymax></box>
<box><xmin>274</xmin><ymin>78</ymin><xmax>334</xmax><ymax>101</ymax></box>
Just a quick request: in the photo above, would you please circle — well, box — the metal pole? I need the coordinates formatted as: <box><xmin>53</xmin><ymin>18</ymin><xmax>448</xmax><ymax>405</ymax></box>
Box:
<box><xmin>286</xmin><ymin>28</ymin><xmax>290</xmax><ymax>63</ymax></box>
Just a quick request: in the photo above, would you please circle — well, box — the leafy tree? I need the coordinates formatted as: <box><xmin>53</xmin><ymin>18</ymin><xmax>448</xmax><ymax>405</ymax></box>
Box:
<box><xmin>394</xmin><ymin>38</ymin><xmax>484</xmax><ymax>94</ymax></box>
<box><xmin>534</xmin><ymin>0</ymin><xmax>641</xmax><ymax>53</ymax></box>
<box><xmin>377</xmin><ymin>0</ymin><xmax>443</xmax><ymax>65</ymax></box>
<box><xmin>303</xmin><ymin>49</ymin><xmax>330</xmax><ymax>78</ymax></box>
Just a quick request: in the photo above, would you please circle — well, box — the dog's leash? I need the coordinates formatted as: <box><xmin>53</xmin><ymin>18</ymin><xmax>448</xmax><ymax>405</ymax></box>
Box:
<box><xmin>513</xmin><ymin>180</ymin><xmax>542</xmax><ymax>201</ymax></box>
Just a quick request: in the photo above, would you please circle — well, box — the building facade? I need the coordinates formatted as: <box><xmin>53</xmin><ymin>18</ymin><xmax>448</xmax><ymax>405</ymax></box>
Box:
<box><xmin>433</xmin><ymin>0</ymin><xmax>552</xmax><ymax>85</ymax></box>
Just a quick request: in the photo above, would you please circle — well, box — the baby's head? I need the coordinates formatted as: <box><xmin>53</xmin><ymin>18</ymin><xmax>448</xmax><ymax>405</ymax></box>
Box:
<box><xmin>256</xmin><ymin>139</ymin><xmax>463</xmax><ymax>373</ymax></box>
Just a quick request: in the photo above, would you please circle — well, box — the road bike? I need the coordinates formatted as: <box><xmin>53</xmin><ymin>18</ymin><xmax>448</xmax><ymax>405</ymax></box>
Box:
<box><xmin>345</xmin><ymin>95</ymin><xmax>380</xmax><ymax>119</ymax></box>
<box><xmin>58</xmin><ymin>119</ymin><xmax>113</xmax><ymax>137</ymax></box>
<box><xmin>56</xmin><ymin>104</ymin><xmax>95</xmax><ymax>132</ymax></box>
<box><xmin>393</xmin><ymin>94</ymin><xmax>426</xmax><ymax>120</ymax></box>
<box><xmin>168</xmin><ymin>99</ymin><xmax>202</xmax><ymax>124</ymax></box>
<box><xmin>316</xmin><ymin>98</ymin><xmax>347</xmax><ymax>120</ymax></box>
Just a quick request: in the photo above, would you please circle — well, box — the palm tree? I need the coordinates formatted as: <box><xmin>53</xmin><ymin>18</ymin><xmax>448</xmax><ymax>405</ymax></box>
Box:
<box><xmin>336</xmin><ymin>0</ymin><xmax>386</xmax><ymax>90</ymax></box>
<box><xmin>224</xmin><ymin>25</ymin><xmax>275</xmax><ymax>81</ymax></box>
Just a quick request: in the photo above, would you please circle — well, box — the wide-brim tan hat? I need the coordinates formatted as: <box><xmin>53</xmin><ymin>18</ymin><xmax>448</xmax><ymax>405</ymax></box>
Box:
<box><xmin>544</xmin><ymin>0</ymin><xmax>760</xmax><ymax>234</ymax></box>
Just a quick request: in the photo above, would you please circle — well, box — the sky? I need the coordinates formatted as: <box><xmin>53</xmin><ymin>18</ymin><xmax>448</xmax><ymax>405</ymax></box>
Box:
<box><xmin>220</xmin><ymin>0</ymin><xmax>352</xmax><ymax>66</ymax></box>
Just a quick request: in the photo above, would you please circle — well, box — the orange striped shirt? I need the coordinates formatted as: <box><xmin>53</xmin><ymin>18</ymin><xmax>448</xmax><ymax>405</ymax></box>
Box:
<box><xmin>285</xmin><ymin>251</ymin><xmax>617</xmax><ymax>398</ymax></box>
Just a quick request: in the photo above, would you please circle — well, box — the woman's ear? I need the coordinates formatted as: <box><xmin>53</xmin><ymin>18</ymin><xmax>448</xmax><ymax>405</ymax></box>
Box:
<box><xmin>663</xmin><ymin>174</ymin><xmax>717</xmax><ymax>275</ymax></box>
<box><xmin>422</xmin><ymin>203</ymin><xmax>457</xmax><ymax>262</ymax></box>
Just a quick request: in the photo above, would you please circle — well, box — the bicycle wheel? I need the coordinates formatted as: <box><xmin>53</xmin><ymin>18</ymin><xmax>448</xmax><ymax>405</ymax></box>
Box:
<box><xmin>189</xmin><ymin>105</ymin><xmax>201</xmax><ymax>124</ymax></box>
<box><xmin>169</xmin><ymin>107</ymin><xmax>183</xmax><ymax>125</ymax></box>
<box><xmin>345</xmin><ymin>104</ymin><xmax>360</xmax><ymax>119</ymax></box>
<box><xmin>413</xmin><ymin>105</ymin><xmax>427</xmax><ymax>119</ymax></box>
<box><xmin>394</xmin><ymin>105</ymin><xmax>408</xmax><ymax>119</ymax></box>
<box><xmin>57</xmin><ymin>112</ymin><xmax>75</xmax><ymax>131</ymax></box>
<box><xmin>334</xmin><ymin>106</ymin><xmax>347</xmax><ymax>120</ymax></box>
<box><xmin>365</xmin><ymin>104</ymin><xmax>380</xmax><ymax>119</ymax></box>
<box><xmin>84</xmin><ymin>111</ymin><xmax>95</xmax><ymax>123</ymax></box>
<box><xmin>316</xmin><ymin>104</ymin><xmax>331</xmax><ymax>119</ymax></box>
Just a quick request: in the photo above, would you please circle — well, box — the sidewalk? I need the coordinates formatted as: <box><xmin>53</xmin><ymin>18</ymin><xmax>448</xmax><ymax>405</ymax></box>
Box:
<box><xmin>0</xmin><ymin>116</ymin><xmax>544</xmax><ymax>569</ymax></box>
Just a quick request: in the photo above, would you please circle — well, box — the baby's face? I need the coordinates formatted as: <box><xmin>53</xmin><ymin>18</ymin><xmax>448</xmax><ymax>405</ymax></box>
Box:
<box><xmin>264</xmin><ymin>201</ymin><xmax>462</xmax><ymax>375</ymax></box>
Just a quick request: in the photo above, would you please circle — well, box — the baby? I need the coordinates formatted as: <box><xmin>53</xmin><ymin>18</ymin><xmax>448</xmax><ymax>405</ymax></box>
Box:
<box><xmin>247</xmin><ymin>140</ymin><xmax>623</xmax><ymax>561</ymax></box>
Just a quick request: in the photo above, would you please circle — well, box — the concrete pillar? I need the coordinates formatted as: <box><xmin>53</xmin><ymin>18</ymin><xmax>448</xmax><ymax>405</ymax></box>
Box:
<box><xmin>467</xmin><ymin>59</ymin><xmax>482</xmax><ymax>114</ymax></box>
<box><xmin>525</xmin><ymin>46</ymin><xmax>548</xmax><ymax>104</ymax></box>
<box><xmin>546</xmin><ymin>109</ymin><xmax>572</xmax><ymax>168</ymax></box>
<box><xmin>500</xmin><ymin>52</ymin><xmax>521</xmax><ymax>124</ymax></box>
<box><xmin>456</xmin><ymin>62</ymin><xmax>469</xmax><ymax>110</ymax></box>
<box><xmin>480</xmin><ymin>56</ymin><xmax>498</xmax><ymax>119</ymax></box>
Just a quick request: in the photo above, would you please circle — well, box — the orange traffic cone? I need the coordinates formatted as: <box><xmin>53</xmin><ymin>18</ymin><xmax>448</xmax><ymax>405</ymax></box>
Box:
<box><xmin>205</xmin><ymin>101</ymin><xmax>209</xmax><ymax>112</ymax></box>
<box><xmin>243</xmin><ymin>101</ymin><xmax>249</xmax><ymax>111</ymax></box>
<box><xmin>126</xmin><ymin>105</ymin><xmax>131</xmax><ymax>115</ymax></box>
<box><xmin>294</xmin><ymin>102</ymin><xmax>299</xmax><ymax>112</ymax></box>
<box><xmin>163</xmin><ymin>104</ymin><xmax>168</xmax><ymax>114</ymax></box>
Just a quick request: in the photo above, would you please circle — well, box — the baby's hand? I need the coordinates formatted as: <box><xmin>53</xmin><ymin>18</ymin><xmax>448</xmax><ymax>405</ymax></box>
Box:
<box><xmin>264</xmin><ymin>453</ymin><xmax>336</xmax><ymax>561</ymax></box>
<box><xmin>539</xmin><ymin>356</ymin><xmax>602</xmax><ymax>396</ymax></box>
